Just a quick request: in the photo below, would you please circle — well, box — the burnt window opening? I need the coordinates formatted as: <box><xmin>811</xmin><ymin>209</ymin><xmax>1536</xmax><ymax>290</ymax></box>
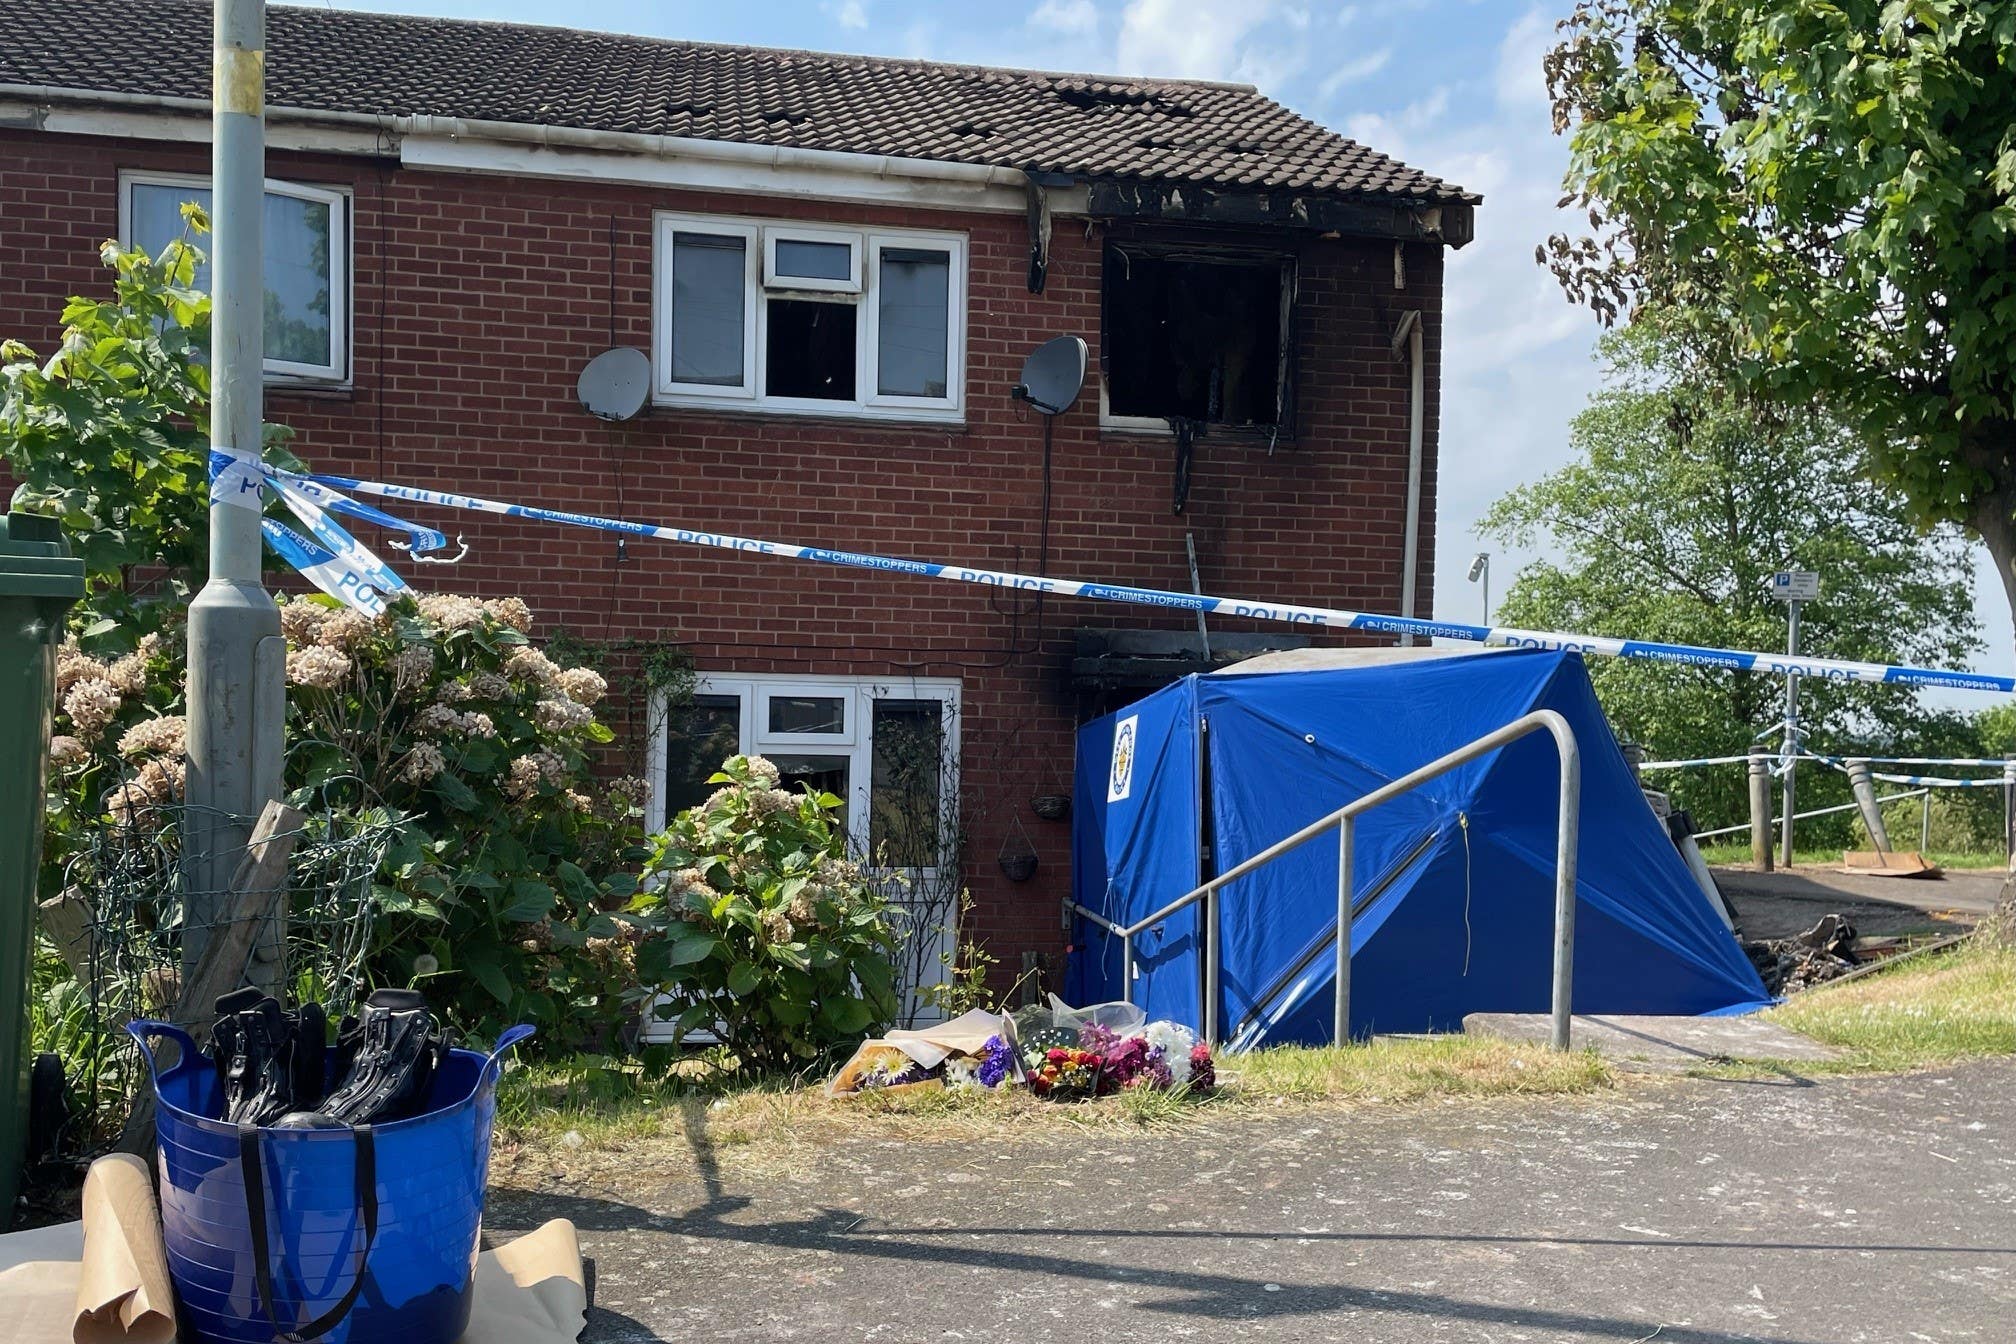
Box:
<box><xmin>1102</xmin><ymin>244</ymin><xmax>1293</xmax><ymax>428</ymax></box>
<box><xmin>764</xmin><ymin>299</ymin><xmax>856</xmax><ymax>401</ymax></box>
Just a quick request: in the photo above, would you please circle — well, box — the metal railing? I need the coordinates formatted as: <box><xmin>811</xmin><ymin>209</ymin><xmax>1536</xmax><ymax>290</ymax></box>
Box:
<box><xmin>1692</xmin><ymin>788</ymin><xmax>1932</xmax><ymax>848</ymax></box>
<box><xmin>1073</xmin><ymin>710</ymin><xmax>1583</xmax><ymax>1051</ymax></box>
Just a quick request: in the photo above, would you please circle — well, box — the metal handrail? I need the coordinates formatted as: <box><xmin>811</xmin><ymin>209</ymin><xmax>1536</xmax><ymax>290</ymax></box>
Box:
<box><xmin>1691</xmin><ymin>788</ymin><xmax>1928</xmax><ymax>843</ymax></box>
<box><xmin>1073</xmin><ymin>709</ymin><xmax>1582</xmax><ymax>1050</ymax></box>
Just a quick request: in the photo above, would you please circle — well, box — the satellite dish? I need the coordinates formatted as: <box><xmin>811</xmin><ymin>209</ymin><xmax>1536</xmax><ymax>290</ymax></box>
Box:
<box><xmin>576</xmin><ymin>347</ymin><xmax>651</xmax><ymax>421</ymax></box>
<box><xmin>1011</xmin><ymin>335</ymin><xmax>1087</xmax><ymax>416</ymax></box>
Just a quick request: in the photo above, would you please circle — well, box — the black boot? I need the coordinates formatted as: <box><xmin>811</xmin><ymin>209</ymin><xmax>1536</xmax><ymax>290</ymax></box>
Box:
<box><xmin>322</xmin><ymin>989</ymin><xmax>445</xmax><ymax>1124</ymax></box>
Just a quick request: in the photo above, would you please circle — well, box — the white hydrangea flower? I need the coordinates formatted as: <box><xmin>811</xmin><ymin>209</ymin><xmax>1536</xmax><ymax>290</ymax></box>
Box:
<box><xmin>116</xmin><ymin>715</ymin><xmax>187</xmax><ymax>760</ymax></box>
<box><xmin>400</xmin><ymin>741</ymin><xmax>448</xmax><ymax>784</ymax></box>
<box><xmin>285</xmin><ymin>645</ymin><xmax>353</xmax><ymax>690</ymax></box>
<box><xmin>63</xmin><ymin>678</ymin><xmax>123</xmax><ymax>739</ymax></box>
<box><xmin>554</xmin><ymin>666</ymin><xmax>607</xmax><ymax>706</ymax></box>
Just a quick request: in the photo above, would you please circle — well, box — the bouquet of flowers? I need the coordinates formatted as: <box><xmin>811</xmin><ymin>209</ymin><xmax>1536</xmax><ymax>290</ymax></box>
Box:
<box><xmin>828</xmin><ymin>1011</ymin><xmax>1024</xmax><ymax>1097</ymax></box>
<box><xmin>1014</xmin><ymin>1009</ymin><xmax>1217</xmax><ymax>1102</ymax></box>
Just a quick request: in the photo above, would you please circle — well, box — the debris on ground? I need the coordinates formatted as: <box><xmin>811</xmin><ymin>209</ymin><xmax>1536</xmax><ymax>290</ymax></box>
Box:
<box><xmin>1745</xmin><ymin>913</ymin><xmax>1860</xmax><ymax>994</ymax></box>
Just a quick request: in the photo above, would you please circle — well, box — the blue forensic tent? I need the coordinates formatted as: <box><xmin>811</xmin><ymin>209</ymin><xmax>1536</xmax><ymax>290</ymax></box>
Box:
<box><xmin>1069</xmin><ymin>647</ymin><xmax>1770</xmax><ymax>1047</ymax></box>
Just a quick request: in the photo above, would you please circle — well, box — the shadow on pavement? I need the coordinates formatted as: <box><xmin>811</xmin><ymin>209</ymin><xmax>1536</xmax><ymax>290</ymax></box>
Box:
<box><xmin>480</xmin><ymin>1097</ymin><xmax>2013</xmax><ymax>1343</ymax></box>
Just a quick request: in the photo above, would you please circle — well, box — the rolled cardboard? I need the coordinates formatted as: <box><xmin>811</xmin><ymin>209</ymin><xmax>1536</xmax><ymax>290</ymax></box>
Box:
<box><xmin>73</xmin><ymin>1154</ymin><xmax>174</xmax><ymax>1344</ymax></box>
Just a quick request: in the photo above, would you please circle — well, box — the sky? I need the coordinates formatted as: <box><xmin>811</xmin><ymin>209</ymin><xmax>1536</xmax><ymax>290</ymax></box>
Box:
<box><xmin>324</xmin><ymin>0</ymin><xmax>2014</xmax><ymax>696</ymax></box>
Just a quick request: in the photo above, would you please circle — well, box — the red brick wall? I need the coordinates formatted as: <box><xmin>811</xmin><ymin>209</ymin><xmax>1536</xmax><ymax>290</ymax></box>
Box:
<box><xmin>0</xmin><ymin>128</ymin><xmax>1444</xmax><ymax>989</ymax></box>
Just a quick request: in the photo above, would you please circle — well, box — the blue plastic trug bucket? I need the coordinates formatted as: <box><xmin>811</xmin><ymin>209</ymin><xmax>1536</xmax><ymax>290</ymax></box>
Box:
<box><xmin>128</xmin><ymin>1019</ymin><xmax>533</xmax><ymax>1344</ymax></box>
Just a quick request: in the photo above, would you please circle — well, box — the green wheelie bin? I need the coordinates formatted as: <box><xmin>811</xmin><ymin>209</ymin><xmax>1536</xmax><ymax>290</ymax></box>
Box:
<box><xmin>0</xmin><ymin>510</ymin><xmax>83</xmax><ymax>1228</ymax></box>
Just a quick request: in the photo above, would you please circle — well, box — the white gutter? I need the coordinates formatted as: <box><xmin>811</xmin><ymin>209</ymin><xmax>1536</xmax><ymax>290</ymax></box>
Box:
<box><xmin>1389</xmin><ymin>309</ymin><xmax>1425</xmax><ymax>647</ymax></box>
<box><xmin>0</xmin><ymin>83</ymin><xmax>1042</xmax><ymax>205</ymax></box>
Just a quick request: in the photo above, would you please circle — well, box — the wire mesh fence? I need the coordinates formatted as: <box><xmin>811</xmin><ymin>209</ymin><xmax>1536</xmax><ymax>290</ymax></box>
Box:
<box><xmin>39</xmin><ymin>786</ymin><xmax>396</xmax><ymax>1161</ymax></box>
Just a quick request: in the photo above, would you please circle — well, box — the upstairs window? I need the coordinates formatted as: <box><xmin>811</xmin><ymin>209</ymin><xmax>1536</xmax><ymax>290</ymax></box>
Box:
<box><xmin>654</xmin><ymin>213</ymin><xmax>964</xmax><ymax>419</ymax></box>
<box><xmin>120</xmin><ymin>171</ymin><xmax>350</xmax><ymax>383</ymax></box>
<box><xmin>1102</xmin><ymin>243</ymin><xmax>1294</xmax><ymax>430</ymax></box>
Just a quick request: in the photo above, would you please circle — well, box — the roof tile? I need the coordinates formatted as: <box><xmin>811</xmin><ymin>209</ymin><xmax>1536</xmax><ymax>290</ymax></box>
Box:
<box><xmin>0</xmin><ymin>0</ymin><xmax>1477</xmax><ymax>206</ymax></box>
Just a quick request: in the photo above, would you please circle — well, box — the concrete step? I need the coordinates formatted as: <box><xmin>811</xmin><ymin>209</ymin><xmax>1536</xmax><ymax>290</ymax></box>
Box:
<box><xmin>1463</xmin><ymin>1012</ymin><xmax>1841</xmax><ymax>1072</ymax></box>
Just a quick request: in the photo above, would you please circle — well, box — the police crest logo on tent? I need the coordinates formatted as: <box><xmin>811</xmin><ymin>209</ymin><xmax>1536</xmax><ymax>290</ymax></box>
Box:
<box><xmin>1108</xmin><ymin>715</ymin><xmax>1138</xmax><ymax>803</ymax></box>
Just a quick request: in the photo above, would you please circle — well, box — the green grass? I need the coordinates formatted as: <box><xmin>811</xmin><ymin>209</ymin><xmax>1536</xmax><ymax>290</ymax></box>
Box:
<box><xmin>490</xmin><ymin>1033</ymin><xmax>1614</xmax><ymax>1182</ymax></box>
<box><xmin>1762</xmin><ymin>940</ymin><xmax>2016</xmax><ymax>1072</ymax></box>
<box><xmin>1696</xmin><ymin>843</ymin><xmax>2006</xmax><ymax>870</ymax></box>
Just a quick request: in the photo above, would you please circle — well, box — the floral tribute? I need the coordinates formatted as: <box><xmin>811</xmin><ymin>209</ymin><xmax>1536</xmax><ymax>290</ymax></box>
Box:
<box><xmin>828</xmin><ymin>1005</ymin><xmax>1217</xmax><ymax>1102</ymax></box>
<box><xmin>1020</xmin><ymin>1017</ymin><xmax>1213</xmax><ymax>1101</ymax></box>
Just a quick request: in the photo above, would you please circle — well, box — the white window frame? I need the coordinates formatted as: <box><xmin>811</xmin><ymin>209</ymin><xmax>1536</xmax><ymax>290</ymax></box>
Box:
<box><xmin>641</xmin><ymin>672</ymin><xmax>964</xmax><ymax>1040</ymax></box>
<box><xmin>646</xmin><ymin>672</ymin><xmax>961</xmax><ymax>865</ymax></box>
<box><xmin>763</xmin><ymin>226</ymin><xmax>863</xmax><ymax>293</ymax></box>
<box><xmin>658</xmin><ymin>218</ymin><xmax>760</xmax><ymax>399</ymax></box>
<box><xmin>866</xmin><ymin>233</ymin><xmax>967</xmax><ymax>412</ymax></box>
<box><xmin>118</xmin><ymin>169</ymin><xmax>351</xmax><ymax>385</ymax></box>
<box><xmin>653</xmin><ymin>210</ymin><xmax>965</xmax><ymax>422</ymax></box>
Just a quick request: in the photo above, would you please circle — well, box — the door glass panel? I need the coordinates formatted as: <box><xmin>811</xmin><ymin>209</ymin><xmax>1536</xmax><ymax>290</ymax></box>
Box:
<box><xmin>767</xmin><ymin>694</ymin><xmax>846</xmax><ymax>735</ymax></box>
<box><xmin>870</xmin><ymin>699</ymin><xmax>944</xmax><ymax>867</ymax></box>
<box><xmin>663</xmin><ymin>694</ymin><xmax>744</xmax><ymax>817</ymax></box>
<box><xmin>773</xmin><ymin>754</ymin><xmax>850</xmax><ymax>830</ymax></box>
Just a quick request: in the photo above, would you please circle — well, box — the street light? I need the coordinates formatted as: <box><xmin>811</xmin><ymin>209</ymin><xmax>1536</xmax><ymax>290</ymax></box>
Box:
<box><xmin>1467</xmin><ymin>551</ymin><xmax>1491</xmax><ymax>624</ymax></box>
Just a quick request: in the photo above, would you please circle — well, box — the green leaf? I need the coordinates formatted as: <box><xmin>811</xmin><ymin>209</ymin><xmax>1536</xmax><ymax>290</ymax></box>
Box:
<box><xmin>464</xmin><ymin>951</ymin><xmax>513</xmax><ymax>1006</ymax></box>
<box><xmin>818</xmin><ymin>997</ymin><xmax>872</xmax><ymax>1035</ymax></box>
<box><xmin>664</xmin><ymin>935</ymin><xmax>718</xmax><ymax>967</ymax></box>
<box><xmin>430</xmin><ymin>771</ymin><xmax>480</xmax><ymax>812</ymax></box>
<box><xmin>726</xmin><ymin>961</ymin><xmax>761</xmax><ymax>996</ymax></box>
<box><xmin>556</xmin><ymin>860</ymin><xmax>598</xmax><ymax>904</ymax></box>
<box><xmin>499</xmin><ymin>879</ymin><xmax>556</xmax><ymax>923</ymax></box>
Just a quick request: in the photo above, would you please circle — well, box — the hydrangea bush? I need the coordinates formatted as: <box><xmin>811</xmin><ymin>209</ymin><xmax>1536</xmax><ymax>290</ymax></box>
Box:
<box><xmin>43</xmin><ymin>591</ymin><xmax>652</xmax><ymax>1050</ymax></box>
<box><xmin>635</xmin><ymin>754</ymin><xmax>899</xmax><ymax>1074</ymax></box>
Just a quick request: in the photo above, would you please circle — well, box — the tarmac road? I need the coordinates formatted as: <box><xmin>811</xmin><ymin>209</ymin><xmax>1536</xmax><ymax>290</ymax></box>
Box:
<box><xmin>491</xmin><ymin>1059</ymin><xmax>2016</xmax><ymax>1342</ymax></box>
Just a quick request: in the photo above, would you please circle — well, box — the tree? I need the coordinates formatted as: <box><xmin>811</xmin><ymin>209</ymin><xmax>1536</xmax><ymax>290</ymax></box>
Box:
<box><xmin>0</xmin><ymin>209</ymin><xmax>300</xmax><ymax>640</ymax></box>
<box><xmin>1542</xmin><ymin>2</ymin><xmax>2016</xmax><ymax>622</ymax></box>
<box><xmin>1481</xmin><ymin>326</ymin><xmax>1980</xmax><ymax>834</ymax></box>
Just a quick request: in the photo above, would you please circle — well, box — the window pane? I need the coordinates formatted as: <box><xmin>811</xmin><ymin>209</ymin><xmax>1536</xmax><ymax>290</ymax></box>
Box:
<box><xmin>870</xmin><ymin>699</ymin><xmax>944</xmax><ymax>868</ymax></box>
<box><xmin>671</xmin><ymin>232</ymin><xmax>747</xmax><ymax>386</ymax></box>
<box><xmin>264</xmin><ymin>191</ymin><xmax>333</xmax><ymax>368</ymax></box>
<box><xmin>130</xmin><ymin>182</ymin><xmax>210</xmax><ymax>270</ymax></box>
<box><xmin>767</xmin><ymin>694</ymin><xmax>845</xmax><ymax>735</ymax></box>
<box><xmin>764</xmin><ymin>298</ymin><xmax>856</xmax><ymax>401</ymax></box>
<box><xmin>876</xmin><ymin>248</ymin><xmax>950</xmax><ymax>399</ymax></box>
<box><xmin>1104</xmin><ymin>248</ymin><xmax>1284</xmax><ymax>424</ymax></box>
<box><xmin>130</xmin><ymin>181</ymin><xmax>337</xmax><ymax>371</ymax></box>
<box><xmin>663</xmin><ymin>694</ymin><xmax>743</xmax><ymax>817</ymax></box>
<box><xmin>774</xmin><ymin>238</ymin><xmax>852</xmax><ymax>282</ymax></box>
<box><xmin>772</xmin><ymin>754</ymin><xmax>850</xmax><ymax>831</ymax></box>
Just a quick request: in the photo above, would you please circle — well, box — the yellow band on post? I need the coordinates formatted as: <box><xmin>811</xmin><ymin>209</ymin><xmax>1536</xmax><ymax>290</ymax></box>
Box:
<box><xmin>214</xmin><ymin>45</ymin><xmax>265</xmax><ymax>117</ymax></box>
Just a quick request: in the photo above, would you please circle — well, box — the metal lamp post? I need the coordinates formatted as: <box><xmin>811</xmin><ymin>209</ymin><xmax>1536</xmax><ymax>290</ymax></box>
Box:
<box><xmin>185</xmin><ymin>0</ymin><xmax>285</xmax><ymax>988</ymax></box>
<box><xmin>1467</xmin><ymin>551</ymin><xmax>1490</xmax><ymax>625</ymax></box>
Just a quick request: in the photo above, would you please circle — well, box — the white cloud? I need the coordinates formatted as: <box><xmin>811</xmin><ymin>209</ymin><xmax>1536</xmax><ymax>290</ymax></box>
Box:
<box><xmin>829</xmin><ymin>0</ymin><xmax>868</xmax><ymax>30</ymax></box>
<box><xmin>1029</xmin><ymin>0</ymin><xmax>1099</xmax><ymax>36</ymax></box>
<box><xmin>1115</xmin><ymin>0</ymin><xmax>1304</xmax><ymax>86</ymax></box>
<box><xmin>1318</xmin><ymin>46</ymin><xmax>1392</xmax><ymax>99</ymax></box>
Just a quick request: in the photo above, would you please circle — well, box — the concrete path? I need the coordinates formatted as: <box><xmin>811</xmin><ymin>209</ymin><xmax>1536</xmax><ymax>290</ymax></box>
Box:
<box><xmin>491</xmin><ymin>1060</ymin><xmax>2016</xmax><ymax>1342</ymax></box>
<box><xmin>1713</xmin><ymin>864</ymin><xmax>2003</xmax><ymax>940</ymax></box>
<box><xmin>1462</xmin><ymin>1013</ymin><xmax>1842</xmax><ymax>1071</ymax></box>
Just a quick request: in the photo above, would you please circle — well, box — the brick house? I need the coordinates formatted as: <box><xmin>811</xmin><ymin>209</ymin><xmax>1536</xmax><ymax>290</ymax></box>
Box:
<box><xmin>0</xmin><ymin>1</ymin><xmax>1476</xmax><ymax>1012</ymax></box>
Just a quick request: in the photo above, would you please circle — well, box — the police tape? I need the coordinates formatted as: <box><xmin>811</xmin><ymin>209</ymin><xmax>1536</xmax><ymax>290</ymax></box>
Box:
<box><xmin>245</xmin><ymin>464</ymin><xmax>2016</xmax><ymax>695</ymax></box>
<box><xmin>1869</xmin><ymin>771</ymin><xmax>2009</xmax><ymax>788</ymax></box>
<box><xmin>209</xmin><ymin>453</ymin><xmax>412</xmax><ymax>616</ymax></box>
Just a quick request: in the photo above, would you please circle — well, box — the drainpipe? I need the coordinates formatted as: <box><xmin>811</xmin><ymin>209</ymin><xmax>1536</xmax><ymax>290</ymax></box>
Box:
<box><xmin>1389</xmin><ymin>310</ymin><xmax>1425</xmax><ymax>647</ymax></box>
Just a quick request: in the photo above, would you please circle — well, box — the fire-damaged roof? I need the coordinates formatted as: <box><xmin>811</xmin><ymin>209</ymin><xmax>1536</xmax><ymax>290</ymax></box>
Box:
<box><xmin>0</xmin><ymin>0</ymin><xmax>1477</xmax><ymax>212</ymax></box>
